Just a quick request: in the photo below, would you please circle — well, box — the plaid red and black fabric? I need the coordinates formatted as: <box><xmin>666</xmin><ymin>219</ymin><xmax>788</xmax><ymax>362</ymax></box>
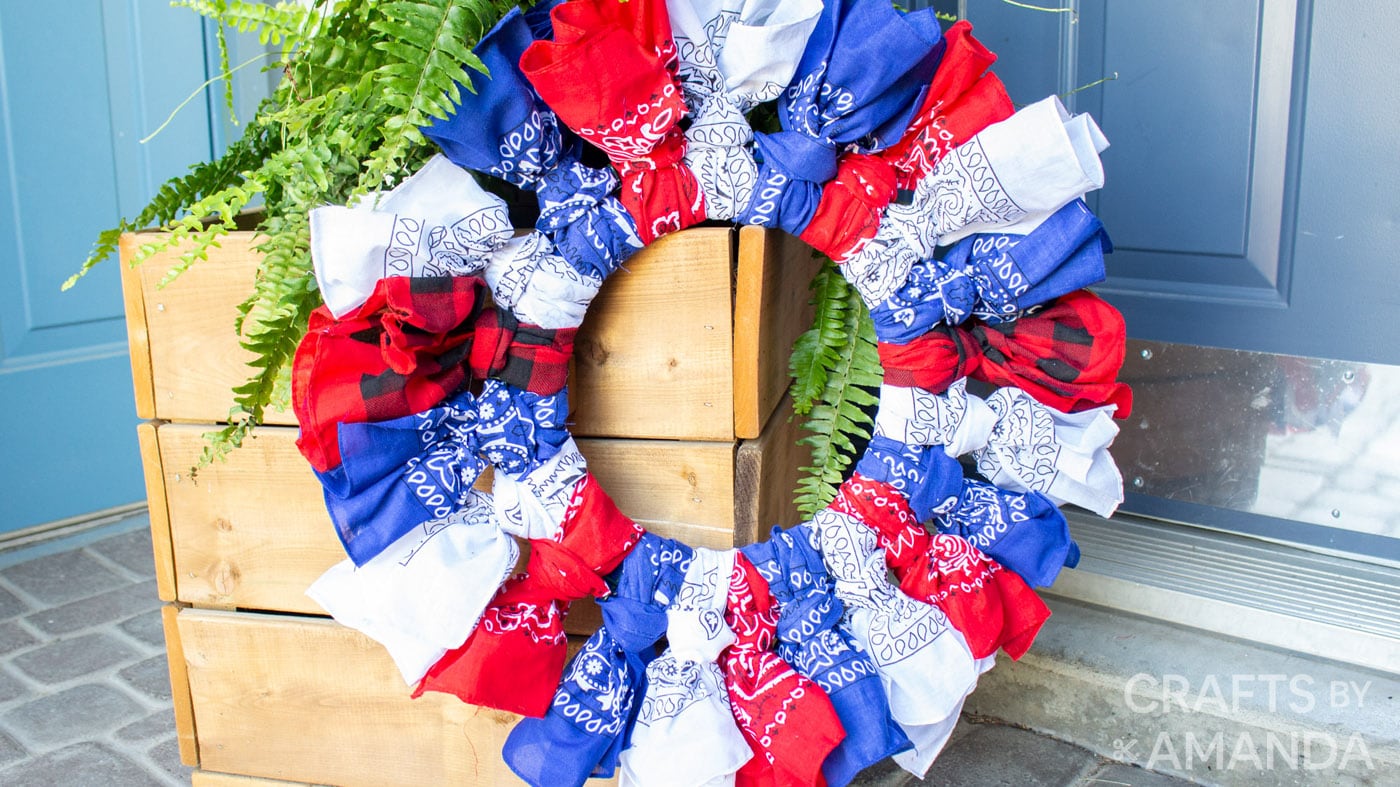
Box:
<box><xmin>878</xmin><ymin>289</ymin><xmax>1133</xmax><ymax>417</ymax></box>
<box><xmin>414</xmin><ymin>473</ymin><xmax>644</xmax><ymax>717</ymax></box>
<box><xmin>292</xmin><ymin>276</ymin><xmax>487</xmax><ymax>472</ymax></box>
<box><xmin>469</xmin><ymin>308</ymin><xmax>577</xmax><ymax>396</ymax></box>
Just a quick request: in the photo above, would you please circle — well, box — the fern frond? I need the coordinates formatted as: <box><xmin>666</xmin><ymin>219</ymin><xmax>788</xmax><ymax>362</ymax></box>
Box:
<box><xmin>176</xmin><ymin>0</ymin><xmax>312</xmax><ymax>50</ymax></box>
<box><xmin>792</xmin><ymin>260</ymin><xmax>884</xmax><ymax>516</ymax></box>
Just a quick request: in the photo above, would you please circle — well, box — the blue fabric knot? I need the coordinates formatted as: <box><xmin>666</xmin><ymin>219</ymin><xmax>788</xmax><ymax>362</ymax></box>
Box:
<box><xmin>856</xmin><ymin>436</ymin><xmax>963</xmax><ymax>522</ymax></box>
<box><xmin>474</xmin><ymin>379</ymin><xmax>568</xmax><ymax>479</ymax></box>
<box><xmin>316</xmin><ymin>389</ymin><xmax>485</xmax><ymax>566</ymax></box>
<box><xmin>601</xmin><ymin>533</ymin><xmax>694</xmax><ymax>653</ymax></box>
<box><xmin>934</xmin><ymin>480</ymin><xmax>1078</xmax><ymax>587</ymax></box>
<box><xmin>742</xmin><ymin>524</ymin><xmax>912</xmax><ymax>787</ymax></box>
<box><xmin>732</xmin><ymin>0</ymin><xmax>945</xmax><ymax>237</ymax></box>
<box><xmin>536</xmin><ymin>152</ymin><xmax>643</xmax><ymax>280</ymax></box>
<box><xmin>420</xmin><ymin>8</ymin><xmax>641</xmax><ymax>280</ymax></box>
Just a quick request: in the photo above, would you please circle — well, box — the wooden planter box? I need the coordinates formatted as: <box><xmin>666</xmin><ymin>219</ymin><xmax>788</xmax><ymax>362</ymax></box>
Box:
<box><xmin>124</xmin><ymin>226</ymin><xmax>819</xmax><ymax>785</ymax></box>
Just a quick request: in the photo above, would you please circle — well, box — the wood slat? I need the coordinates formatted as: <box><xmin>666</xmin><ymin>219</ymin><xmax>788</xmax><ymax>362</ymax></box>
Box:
<box><xmin>138</xmin><ymin>422</ymin><xmax>177</xmax><ymax>602</ymax></box>
<box><xmin>125</xmin><ymin>227</ymin><xmax>749</xmax><ymax>439</ymax></box>
<box><xmin>163</xmin><ymin>604</ymin><xmax>199</xmax><ymax>767</ymax></box>
<box><xmin>127</xmin><ymin>233</ymin><xmax>297</xmax><ymax>426</ymax></box>
<box><xmin>570</xmin><ymin>227</ymin><xmax>736</xmax><ymax>440</ymax></box>
<box><xmin>192</xmin><ymin>771</ymin><xmax>318</xmax><ymax>787</ymax></box>
<box><xmin>157</xmin><ymin>424</ymin><xmax>736</xmax><ymax>614</ymax></box>
<box><xmin>118</xmin><ymin>234</ymin><xmax>158</xmax><ymax>421</ymax></box>
<box><xmin>734</xmin><ymin>395</ymin><xmax>809</xmax><ymax>546</ymax></box>
<box><xmin>732</xmin><ymin>228</ymin><xmax>821</xmax><ymax>439</ymax></box>
<box><xmin>178</xmin><ymin>609</ymin><xmax>617</xmax><ymax>786</ymax></box>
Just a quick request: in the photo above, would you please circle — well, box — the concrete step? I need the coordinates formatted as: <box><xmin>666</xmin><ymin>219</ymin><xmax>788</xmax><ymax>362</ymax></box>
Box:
<box><xmin>964</xmin><ymin>597</ymin><xmax>1399</xmax><ymax>786</ymax></box>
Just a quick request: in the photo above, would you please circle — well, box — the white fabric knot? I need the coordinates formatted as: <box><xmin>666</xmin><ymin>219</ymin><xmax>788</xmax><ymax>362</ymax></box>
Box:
<box><xmin>621</xmin><ymin>549</ymin><xmax>750</xmax><ymax>787</ymax></box>
<box><xmin>306</xmin><ymin>490</ymin><xmax>518</xmax><ymax>684</ymax></box>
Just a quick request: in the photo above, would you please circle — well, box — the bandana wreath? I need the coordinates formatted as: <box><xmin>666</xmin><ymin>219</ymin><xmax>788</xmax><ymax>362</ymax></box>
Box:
<box><xmin>292</xmin><ymin>1</ymin><xmax>1131</xmax><ymax>785</ymax></box>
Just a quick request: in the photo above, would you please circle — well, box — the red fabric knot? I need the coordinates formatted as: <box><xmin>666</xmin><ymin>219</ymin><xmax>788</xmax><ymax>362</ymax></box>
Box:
<box><xmin>800</xmin><ymin>153</ymin><xmax>900</xmax><ymax>261</ymax></box>
<box><xmin>836</xmin><ymin>474</ymin><xmax>1050</xmax><ymax>660</ymax></box>
<box><xmin>878</xmin><ymin>20</ymin><xmax>1013</xmax><ymax>190</ymax></box>
<box><xmin>878</xmin><ymin>289</ymin><xmax>1133</xmax><ymax>417</ymax></box>
<box><xmin>413</xmin><ymin>474</ymin><xmax>643</xmax><ymax>717</ymax></box>
<box><xmin>804</xmin><ymin>21</ymin><xmax>1012</xmax><ymax>263</ymax></box>
<box><xmin>722</xmin><ymin>553</ymin><xmax>845</xmax><ymax>787</ymax></box>
<box><xmin>291</xmin><ymin>276</ymin><xmax>487</xmax><ymax>472</ymax></box>
<box><xmin>469</xmin><ymin>307</ymin><xmax>577</xmax><ymax>396</ymax></box>
<box><xmin>521</xmin><ymin>0</ymin><xmax>704</xmax><ymax>244</ymax></box>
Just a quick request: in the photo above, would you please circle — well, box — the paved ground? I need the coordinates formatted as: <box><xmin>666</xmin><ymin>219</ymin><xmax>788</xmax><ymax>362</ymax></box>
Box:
<box><xmin>0</xmin><ymin>516</ymin><xmax>1201</xmax><ymax>786</ymax></box>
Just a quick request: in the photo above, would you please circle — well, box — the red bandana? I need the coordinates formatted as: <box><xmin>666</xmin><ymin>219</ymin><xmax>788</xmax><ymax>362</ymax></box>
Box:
<box><xmin>413</xmin><ymin>473</ymin><xmax>644</xmax><ymax>716</ymax></box>
<box><xmin>521</xmin><ymin>0</ymin><xmax>704</xmax><ymax>243</ymax></box>
<box><xmin>799</xmin><ymin>21</ymin><xmax>1014</xmax><ymax>260</ymax></box>
<box><xmin>878</xmin><ymin>290</ymin><xmax>1133</xmax><ymax>417</ymax></box>
<box><xmin>291</xmin><ymin>276</ymin><xmax>486</xmax><ymax>472</ymax></box>
<box><xmin>879</xmin><ymin>21</ymin><xmax>1013</xmax><ymax>190</ymax></box>
<box><xmin>834</xmin><ymin>475</ymin><xmax>1050</xmax><ymax>660</ymax></box>
<box><xmin>722</xmin><ymin>553</ymin><xmax>845</xmax><ymax>787</ymax></box>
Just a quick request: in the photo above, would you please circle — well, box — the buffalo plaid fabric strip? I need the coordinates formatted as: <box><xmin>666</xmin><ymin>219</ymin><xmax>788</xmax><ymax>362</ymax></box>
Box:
<box><xmin>292</xmin><ymin>275</ymin><xmax>486</xmax><ymax>472</ymax></box>
<box><xmin>878</xmin><ymin>289</ymin><xmax>1133</xmax><ymax>417</ymax></box>
<box><xmin>469</xmin><ymin>308</ymin><xmax>577</xmax><ymax>396</ymax></box>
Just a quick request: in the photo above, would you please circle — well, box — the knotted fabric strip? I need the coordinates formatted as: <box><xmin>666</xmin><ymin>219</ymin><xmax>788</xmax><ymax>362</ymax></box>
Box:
<box><xmin>854</xmin><ymin>436</ymin><xmax>963</xmax><ymax>523</ymax></box>
<box><xmin>667</xmin><ymin>0</ymin><xmax>823</xmax><ymax>220</ymax></box>
<box><xmin>799</xmin><ymin>21</ymin><xmax>1010</xmax><ymax>260</ymax></box>
<box><xmin>469</xmin><ymin>307</ymin><xmax>577</xmax><ymax>396</ymax></box>
<box><xmin>841</xmin><ymin>96</ymin><xmax>1108</xmax><ymax>307</ymax></box>
<box><xmin>834</xmin><ymin>474</ymin><xmax>1049</xmax><ymax>660</ymax></box>
<box><xmin>310</xmin><ymin>155</ymin><xmax>515</xmax><ymax>318</ymax></box>
<box><xmin>314</xmin><ymin>389</ymin><xmax>484</xmax><ymax>566</ymax></box>
<box><xmin>505</xmin><ymin>533</ymin><xmax>694</xmax><ymax>787</ymax></box>
<box><xmin>422</xmin><ymin>9</ymin><xmax>643</xmax><ymax>279</ymax></box>
<box><xmin>521</xmin><ymin>0</ymin><xmax>705</xmax><ymax>243</ymax></box>
<box><xmin>935</xmin><ymin>479</ymin><xmax>1080</xmax><ymax>589</ymax></box>
<box><xmin>741</xmin><ymin>525</ymin><xmax>911</xmax><ymax>787</ymax></box>
<box><xmin>735</xmin><ymin>0</ymin><xmax>945</xmax><ymax>236</ymax></box>
<box><xmin>306</xmin><ymin>490</ymin><xmax>518</xmax><ymax>683</ymax></box>
<box><xmin>722</xmin><ymin>550</ymin><xmax>845</xmax><ymax>787</ymax></box>
<box><xmin>292</xmin><ymin>275</ymin><xmax>486</xmax><ymax>473</ymax></box>
<box><xmin>877</xmin><ymin>289</ymin><xmax>1134</xmax><ymax>418</ymax></box>
<box><xmin>878</xmin><ymin>20</ymin><xmax>1012</xmax><ymax>191</ymax></box>
<box><xmin>874</xmin><ymin>379</ymin><xmax>1124</xmax><ymax>517</ymax></box>
<box><xmin>415</xmin><ymin>473</ymin><xmax>645</xmax><ymax>716</ymax></box>
<box><xmin>622</xmin><ymin>548</ymin><xmax>752</xmax><ymax>787</ymax></box>
<box><xmin>868</xmin><ymin>199</ymin><xmax>1110</xmax><ymax>341</ymax></box>
<box><xmin>811</xmin><ymin>504</ymin><xmax>979</xmax><ymax>777</ymax></box>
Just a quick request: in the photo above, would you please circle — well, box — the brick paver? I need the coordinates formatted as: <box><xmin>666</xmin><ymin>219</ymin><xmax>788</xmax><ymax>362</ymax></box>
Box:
<box><xmin>0</xmin><ymin>518</ymin><xmax>190</xmax><ymax>785</ymax></box>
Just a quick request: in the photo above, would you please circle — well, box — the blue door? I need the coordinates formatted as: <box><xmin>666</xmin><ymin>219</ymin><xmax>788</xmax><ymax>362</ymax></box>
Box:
<box><xmin>0</xmin><ymin>1</ymin><xmax>266</xmax><ymax>534</ymax></box>
<box><xmin>966</xmin><ymin>0</ymin><xmax>1400</xmax><ymax>562</ymax></box>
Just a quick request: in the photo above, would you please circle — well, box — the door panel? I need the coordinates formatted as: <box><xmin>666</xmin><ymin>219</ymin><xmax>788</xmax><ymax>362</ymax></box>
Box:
<box><xmin>0</xmin><ymin>1</ymin><xmax>264</xmax><ymax>532</ymax></box>
<box><xmin>964</xmin><ymin>0</ymin><xmax>1400</xmax><ymax>560</ymax></box>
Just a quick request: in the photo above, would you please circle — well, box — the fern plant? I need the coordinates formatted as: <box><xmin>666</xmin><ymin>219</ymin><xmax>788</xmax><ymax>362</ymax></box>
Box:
<box><xmin>788</xmin><ymin>257</ymin><xmax>884</xmax><ymax>516</ymax></box>
<box><xmin>69</xmin><ymin>0</ymin><xmax>511</xmax><ymax>465</ymax></box>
